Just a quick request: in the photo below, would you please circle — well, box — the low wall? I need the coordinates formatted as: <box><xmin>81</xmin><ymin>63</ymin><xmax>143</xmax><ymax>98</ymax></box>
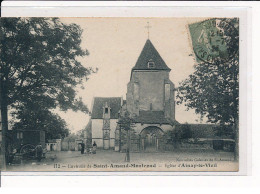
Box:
<box><xmin>61</xmin><ymin>141</ymin><xmax>76</xmax><ymax>151</ymax></box>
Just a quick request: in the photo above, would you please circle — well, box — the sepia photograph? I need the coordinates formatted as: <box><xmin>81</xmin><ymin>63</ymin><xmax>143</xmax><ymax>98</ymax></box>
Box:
<box><xmin>0</xmin><ymin>17</ymin><xmax>239</xmax><ymax>172</ymax></box>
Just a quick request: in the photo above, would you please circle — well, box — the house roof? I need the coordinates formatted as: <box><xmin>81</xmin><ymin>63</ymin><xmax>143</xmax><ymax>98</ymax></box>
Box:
<box><xmin>134</xmin><ymin>111</ymin><xmax>178</xmax><ymax>125</ymax></box>
<box><xmin>132</xmin><ymin>39</ymin><xmax>171</xmax><ymax>71</ymax></box>
<box><xmin>91</xmin><ymin>97</ymin><xmax>122</xmax><ymax>119</ymax></box>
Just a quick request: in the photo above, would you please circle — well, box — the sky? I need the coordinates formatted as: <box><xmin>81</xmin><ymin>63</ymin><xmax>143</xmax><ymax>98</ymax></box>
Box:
<box><xmin>58</xmin><ymin>17</ymin><xmax>209</xmax><ymax>133</ymax></box>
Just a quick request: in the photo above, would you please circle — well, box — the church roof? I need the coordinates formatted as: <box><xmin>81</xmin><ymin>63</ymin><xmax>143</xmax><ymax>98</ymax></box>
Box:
<box><xmin>91</xmin><ymin>97</ymin><xmax>122</xmax><ymax>119</ymax></box>
<box><xmin>132</xmin><ymin>39</ymin><xmax>171</xmax><ymax>71</ymax></box>
<box><xmin>134</xmin><ymin>111</ymin><xmax>179</xmax><ymax>125</ymax></box>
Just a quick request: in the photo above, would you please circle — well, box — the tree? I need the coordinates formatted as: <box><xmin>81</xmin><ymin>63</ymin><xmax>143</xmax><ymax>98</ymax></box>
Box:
<box><xmin>176</xmin><ymin>18</ymin><xmax>239</xmax><ymax>160</ymax></box>
<box><xmin>12</xmin><ymin>106</ymin><xmax>70</xmax><ymax>140</ymax></box>
<box><xmin>0</xmin><ymin>18</ymin><xmax>94</xmax><ymax>168</ymax></box>
<box><xmin>177</xmin><ymin>57</ymin><xmax>238</xmax><ymax>125</ymax></box>
<box><xmin>76</xmin><ymin>129</ymin><xmax>85</xmax><ymax>139</ymax></box>
<box><xmin>118</xmin><ymin>110</ymin><xmax>135</xmax><ymax>162</ymax></box>
<box><xmin>178</xmin><ymin>124</ymin><xmax>192</xmax><ymax>139</ymax></box>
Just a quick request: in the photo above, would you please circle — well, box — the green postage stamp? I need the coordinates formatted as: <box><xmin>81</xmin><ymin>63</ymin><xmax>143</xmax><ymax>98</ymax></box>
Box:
<box><xmin>188</xmin><ymin>18</ymin><xmax>239</xmax><ymax>64</ymax></box>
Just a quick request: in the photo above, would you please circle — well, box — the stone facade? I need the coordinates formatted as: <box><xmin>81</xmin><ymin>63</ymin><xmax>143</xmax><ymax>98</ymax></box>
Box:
<box><xmin>86</xmin><ymin>39</ymin><xmax>179</xmax><ymax>152</ymax></box>
<box><xmin>86</xmin><ymin>97</ymin><xmax>123</xmax><ymax>149</ymax></box>
<box><xmin>127</xmin><ymin>71</ymin><xmax>175</xmax><ymax>119</ymax></box>
<box><xmin>122</xmin><ymin>39</ymin><xmax>178</xmax><ymax>151</ymax></box>
<box><xmin>91</xmin><ymin>119</ymin><xmax>118</xmax><ymax>149</ymax></box>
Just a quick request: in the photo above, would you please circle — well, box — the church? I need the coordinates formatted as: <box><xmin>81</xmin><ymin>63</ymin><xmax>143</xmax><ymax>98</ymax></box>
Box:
<box><xmin>85</xmin><ymin>39</ymin><xmax>179</xmax><ymax>152</ymax></box>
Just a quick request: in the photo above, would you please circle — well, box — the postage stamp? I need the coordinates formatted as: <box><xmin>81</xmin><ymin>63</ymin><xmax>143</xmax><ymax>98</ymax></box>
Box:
<box><xmin>0</xmin><ymin>17</ymin><xmax>240</xmax><ymax>173</ymax></box>
<box><xmin>188</xmin><ymin>18</ymin><xmax>239</xmax><ymax>64</ymax></box>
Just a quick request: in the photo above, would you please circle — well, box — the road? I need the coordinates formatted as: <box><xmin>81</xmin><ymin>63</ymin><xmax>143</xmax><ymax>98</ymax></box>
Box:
<box><xmin>5</xmin><ymin>149</ymin><xmax>237</xmax><ymax>172</ymax></box>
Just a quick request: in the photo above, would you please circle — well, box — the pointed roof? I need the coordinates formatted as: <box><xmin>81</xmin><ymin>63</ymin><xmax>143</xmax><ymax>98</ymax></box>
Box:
<box><xmin>91</xmin><ymin>97</ymin><xmax>122</xmax><ymax>119</ymax></box>
<box><xmin>132</xmin><ymin>39</ymin><xmax>171</xmax><ymax>71</ymax></box>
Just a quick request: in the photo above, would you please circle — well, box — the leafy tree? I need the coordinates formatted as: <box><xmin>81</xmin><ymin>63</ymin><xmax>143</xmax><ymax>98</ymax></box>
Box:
<box><xmin>12</xmin><ymin>106</ymin><xmax>70</xmax><ymax>140</ymax></box>
<box><xmin>176</xmin><ymin>18</ymin><xmax>239</xmax><ymax>160</ymax></box>
<box><xmin>176</xmin><ymin>57</ymin><xmax>238</xmax><ymax>125</ymax></box>
<box><xmin>118</xmin><ymin>110</ymin><xmax>135</xmax><ymax>162</ymax></box>
<box><xmin>179</xmin><ymin>124</ymin><xmax>192</xmax><ymax>139</ymax></box>
<box><xmin>0</xmin><ymin>18</ymin><xmax>94</xmax><ymax>168</ymax></box>
<box><xmin>63</xmin><ymin>133</ymin><xmax>78</xmax><ymax>142</ymax></box>
<box><xmin>76</xmin><ymin>129</ymin><xmax>85</xmax><ymax>139</ymax></box>
<box><xmin>163</xmin><ymin>130</ymin><xmax>178</xmax><ymax>149</ymax></box>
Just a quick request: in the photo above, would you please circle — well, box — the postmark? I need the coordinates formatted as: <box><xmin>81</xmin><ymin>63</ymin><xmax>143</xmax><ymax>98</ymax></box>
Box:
<box><xmin>188</xmin><ymin>18</ymin><xmax>238</xmax><ymax>64</ymax></box>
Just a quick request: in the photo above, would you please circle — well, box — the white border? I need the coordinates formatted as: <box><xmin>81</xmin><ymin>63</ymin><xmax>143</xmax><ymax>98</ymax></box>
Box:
<box><xmin>0</xmin><ymin>3</ymin><xmax>251</xmax><ymax>177</ymax></box>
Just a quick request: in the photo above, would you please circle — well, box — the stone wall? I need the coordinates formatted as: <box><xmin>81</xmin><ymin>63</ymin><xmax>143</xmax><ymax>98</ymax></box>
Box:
<box><xmin>127</xmin><ymin>70</ymin><xmax>175</xmax><ymax>120</ymax></box>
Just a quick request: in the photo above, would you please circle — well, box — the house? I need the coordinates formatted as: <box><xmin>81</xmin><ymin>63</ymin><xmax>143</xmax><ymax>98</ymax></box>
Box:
<box><xmin>46</xmin><ymin>139</ymin><xmax>61</xmax><ymax>151</ymax></box>
<box><xmin>87</xmin><ymin>97</ymin><xmax>123</xmax><ymax>149</ymax></box>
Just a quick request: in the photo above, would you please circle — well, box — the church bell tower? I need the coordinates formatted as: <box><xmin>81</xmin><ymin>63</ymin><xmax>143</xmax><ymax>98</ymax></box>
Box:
<box><xmin>126</xmin><ymin>38</ymin><xmax>176</xmax><ymax>122</ymax></box>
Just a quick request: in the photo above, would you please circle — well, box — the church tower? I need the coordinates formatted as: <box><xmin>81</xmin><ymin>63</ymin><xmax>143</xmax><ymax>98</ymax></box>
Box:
<box><xmin>126</xmin><ymin>39</ymin><xmax>176</xmax><ymax>122</ymax></box>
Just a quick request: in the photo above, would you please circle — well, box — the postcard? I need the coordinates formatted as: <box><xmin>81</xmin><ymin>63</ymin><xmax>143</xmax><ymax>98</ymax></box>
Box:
<box><xmin>0</xmin><ymin>14</ymin><xmax>248</xmax><ymax>174</ymax></box>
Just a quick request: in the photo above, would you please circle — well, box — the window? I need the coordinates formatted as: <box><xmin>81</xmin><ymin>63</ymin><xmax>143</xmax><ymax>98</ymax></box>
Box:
<box><xmin>150</xmin><ymin>103</ymin><xmax>153</xmax><ymax>110</ymax></box>
<box><xmin>147</xmin><ymin>61</ymin><xmax>155</xmax><ymax>68</ymax></box>
<box><xmin>105</xmin><ymin>108</ymin><xmax>108</xmax><ymax>114</ymax></box>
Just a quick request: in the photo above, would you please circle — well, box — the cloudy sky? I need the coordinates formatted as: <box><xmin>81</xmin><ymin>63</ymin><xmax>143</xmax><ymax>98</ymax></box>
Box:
<box><xmin>58</xmin><ymin>17</ymin><xmax>209</xmax><ymax>133</ymax></box>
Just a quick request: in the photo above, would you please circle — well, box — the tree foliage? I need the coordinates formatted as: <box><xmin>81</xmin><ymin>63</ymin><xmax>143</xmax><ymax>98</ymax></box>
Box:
<box><xmin>0</xmin><ymin>17</ymin><xmax>94</xmax><ymax>114</ymax></box>
<box><xmin>118</xmin><ymin>110</ymin><xmax>136</xmax><ymax>158</ymax></box>
<box><xmin>0</xmin><ymin>17</ymin><xmax>95</xmax><ymax>141</ymax></box>
<box><xmin>12</xmin><ymin>106</ymin><xmax>69</xmax><ymax>140</ymax></box>
<box><xmin>177</xmin><ymin>124</ymin><xmax>192</xmax><ymax>139</ymax></box>
<box><xmin>118</xmin><ymin>111</ymin><xmax>135</xmax><ymax>132</ymax></box>
<box><xmin>118</xmin><ymin>111</ymin><xmax>136</xmax><ymax>142</ymax></box>
<box><xmin>177</xmin><ymin>57</ymin><xmax>238</xmax><ymax>125</ymax></box>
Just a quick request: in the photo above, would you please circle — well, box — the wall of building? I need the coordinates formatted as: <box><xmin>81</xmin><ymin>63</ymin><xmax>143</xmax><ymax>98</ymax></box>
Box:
<box><xmin>109</xmin><ymin>119</ymin><xmax>118</xmax><ymax>148</ymax></box>
<box><xmin>46</xmin><ymin>140</ymin><xmax>61</xmax><ymax>151</ymax></box>
<box><xmin>164</xmin><ymin>80</ymin><xmax>175</xmax><ymax>120</ymax></box>
<box><xmin>91</xmin><ymin>119</ymin><xmax>103</xmax><ymax>148</ymax></box>
<box><xmin>127</xmin><ymin>70</ymin><xmax>175</xmax><ymax>120</ymax></box>
<box><xmin>91</xmin><ymin>119</ymin><xmax>118</xmax><ymax>149</ymax></box>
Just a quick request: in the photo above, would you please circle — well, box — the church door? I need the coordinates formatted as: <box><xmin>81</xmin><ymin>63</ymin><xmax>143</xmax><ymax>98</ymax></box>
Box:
<box><xmin>144</xmin><ymin>134</ymin><xmax>157</xmax><ymax>152</ymax></box>
<box><xmin>140</xmin><ymin>126</ymin><xmax>164</xmax><ymax>152</ymax></box>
